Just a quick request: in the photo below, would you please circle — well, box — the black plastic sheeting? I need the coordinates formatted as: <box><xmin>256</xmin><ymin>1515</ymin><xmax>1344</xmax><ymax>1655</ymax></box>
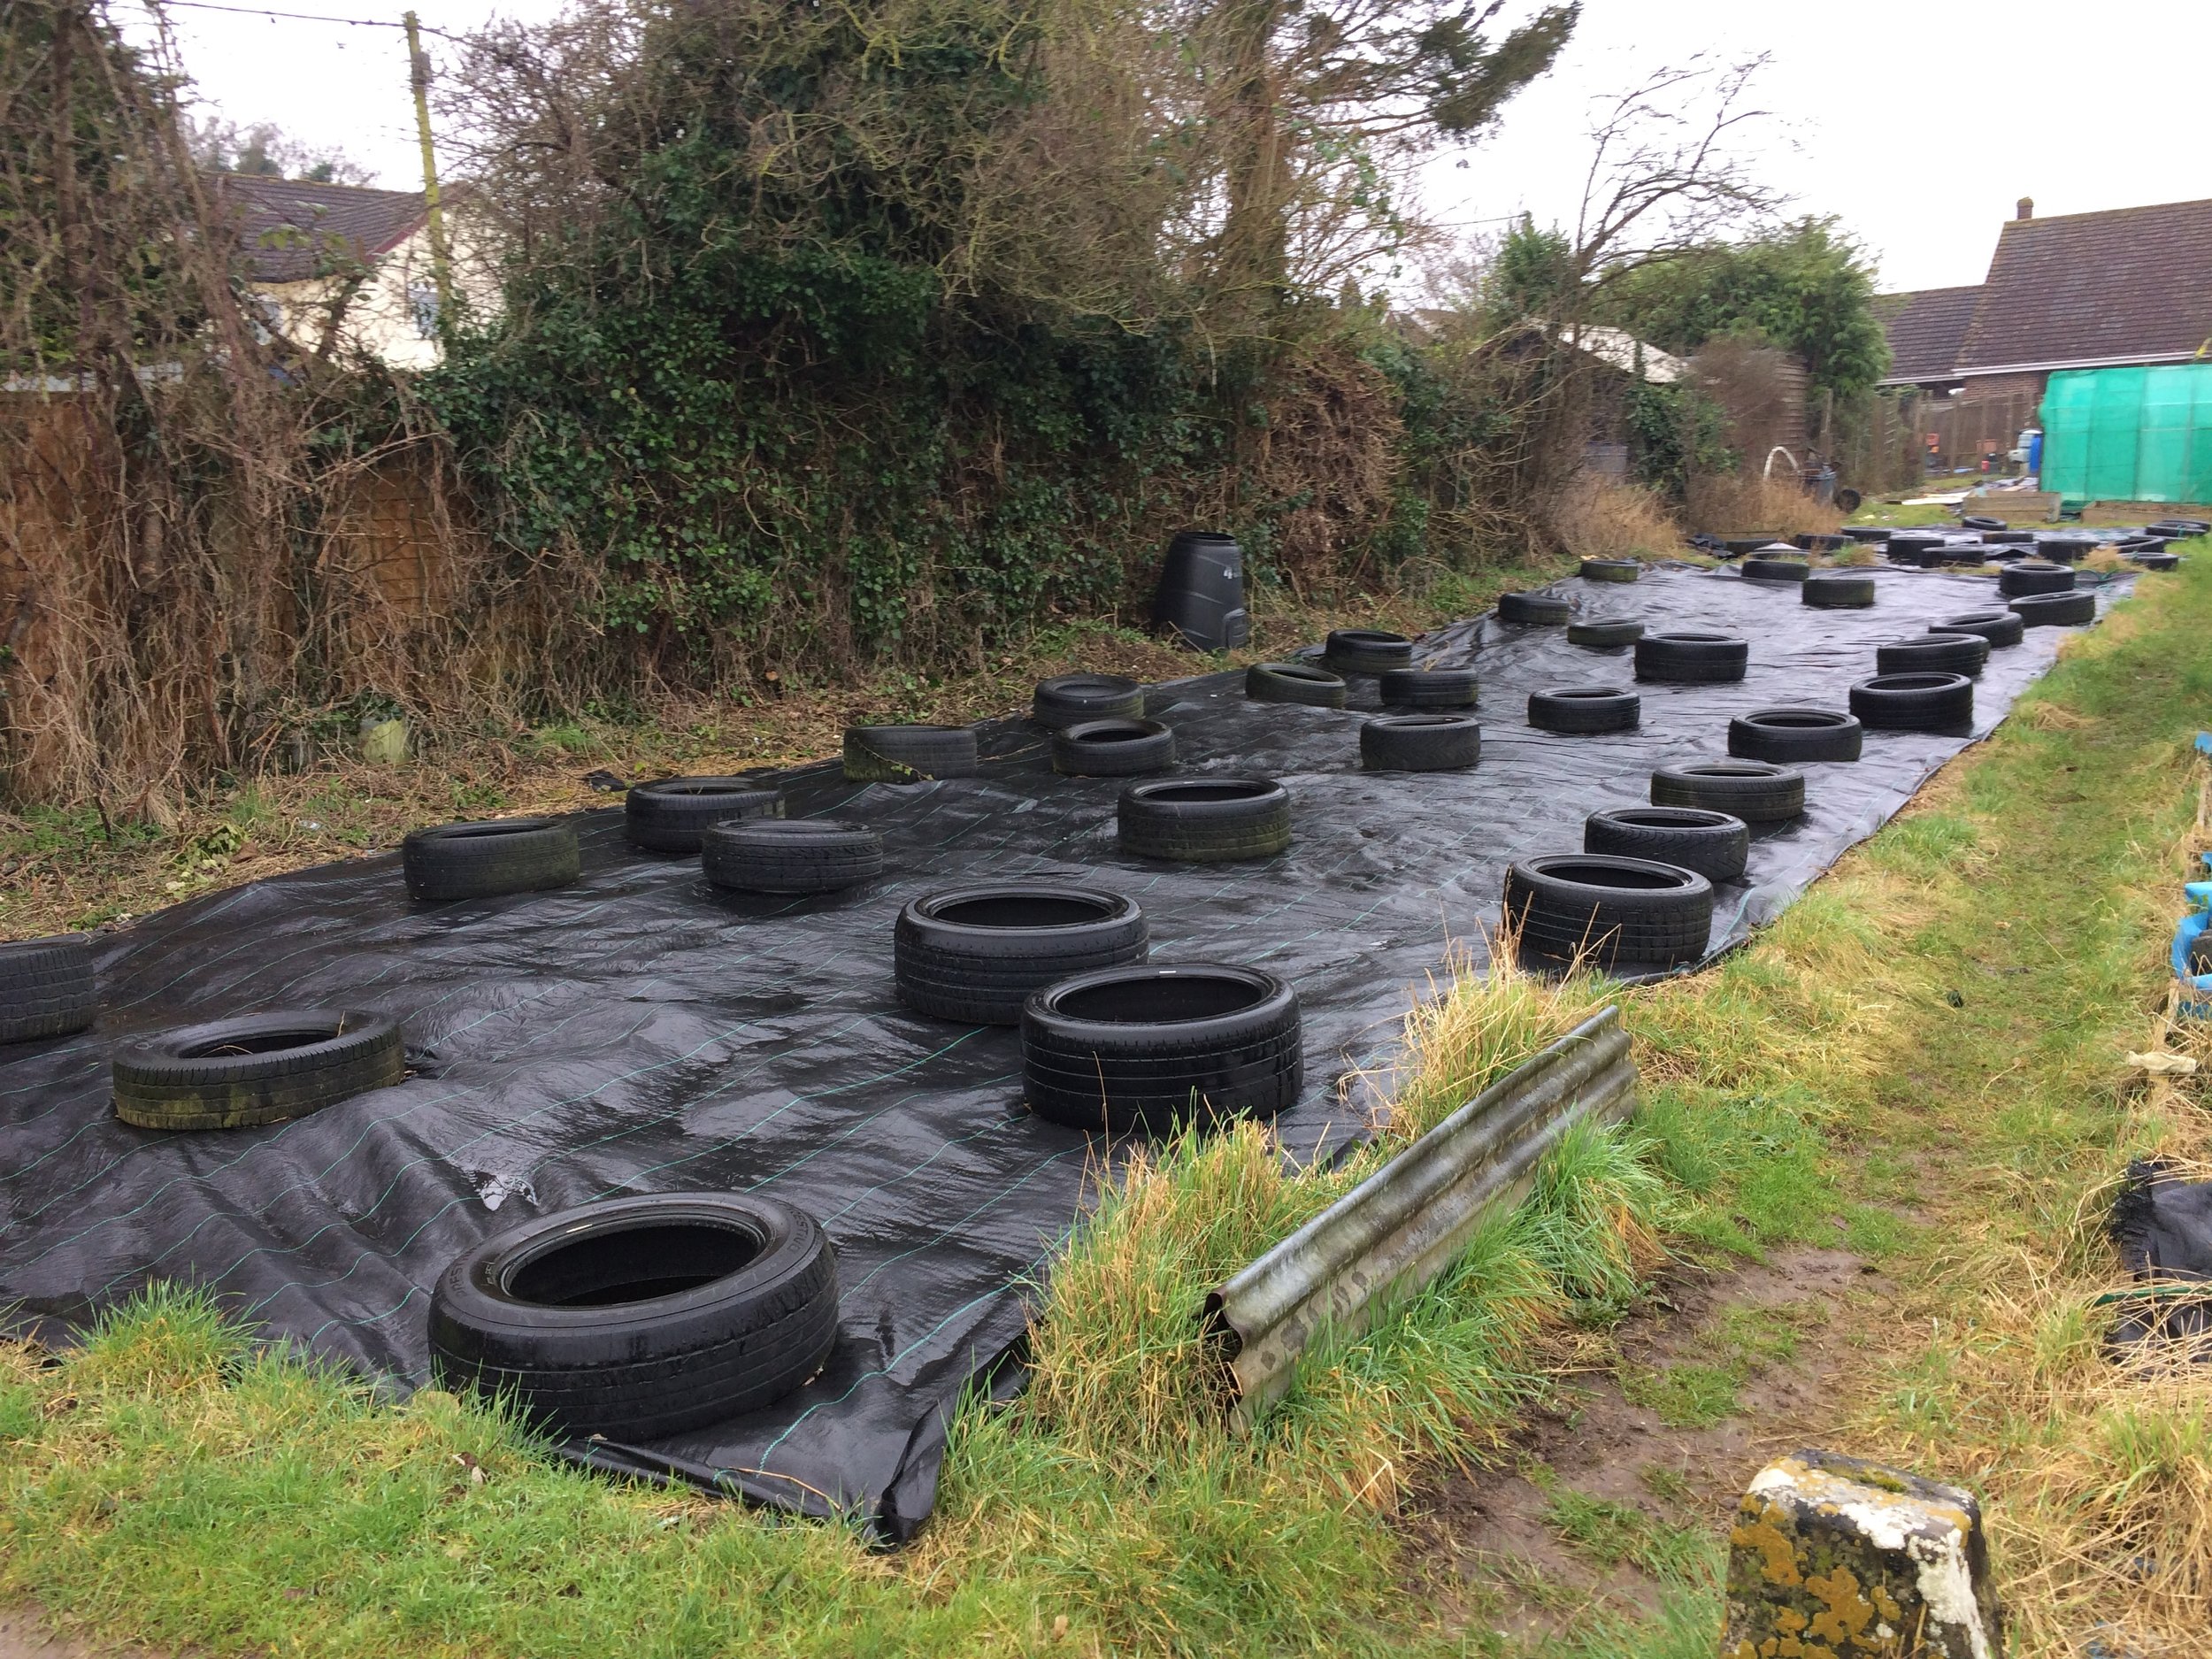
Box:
<box><xmin>2107</xmin><ymin>1157</ymin><xmax>2212</xmax><ymax>1356</ymax></box>
<box><xmin>0</xmin><ymin>563</ymin><xmax>2129</xmax><ymax>1538</ymax></box>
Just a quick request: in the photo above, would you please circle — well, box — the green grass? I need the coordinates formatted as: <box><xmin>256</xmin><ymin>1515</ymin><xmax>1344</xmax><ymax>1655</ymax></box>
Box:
<box><xmin>5</xmin><ymin>549</ymin><xmax>2211</xmax><ymax>1654</ymax></box>
<box><xmin>1542</xmin><ymin>1489</ymin><xmax>1714</xmax><ymax>1581</ymax></box>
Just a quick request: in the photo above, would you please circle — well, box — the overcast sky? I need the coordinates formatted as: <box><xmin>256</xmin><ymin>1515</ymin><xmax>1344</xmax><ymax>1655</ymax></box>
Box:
<box><xmin>133</xmin><ymin>0</ymin><xmax>2211</xmax><ymax>296</ymax></box>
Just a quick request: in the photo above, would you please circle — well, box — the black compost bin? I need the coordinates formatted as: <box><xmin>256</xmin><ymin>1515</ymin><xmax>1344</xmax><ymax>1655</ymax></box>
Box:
<box><xmin>1153</xmin><ymin>531</ymin><xmax>1249</xmax><ymax>650</ymax></box>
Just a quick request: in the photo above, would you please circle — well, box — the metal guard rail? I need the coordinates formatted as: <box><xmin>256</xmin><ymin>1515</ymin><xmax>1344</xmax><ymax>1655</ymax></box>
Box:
<box><xmin>1203</xmin><ymin>1005</ymin><xmax>1637</xmax><ymax>1424</ymax></box>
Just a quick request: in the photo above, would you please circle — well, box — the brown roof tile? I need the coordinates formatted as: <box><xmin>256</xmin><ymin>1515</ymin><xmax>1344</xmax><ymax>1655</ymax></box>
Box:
<box><xmin>1957</xmin><ymin>199</ymin><xmax>2212</xmax><ymax>372</ymax></box>
<box><xmin>1873</xmin><ymin>285</ymin><xmax>1982</xmax><ymax>384</ymax></box>
<box><xmin>210</xmin><ymin>174</ymin><xmax>428</xmax><ymax>284</ymax></box>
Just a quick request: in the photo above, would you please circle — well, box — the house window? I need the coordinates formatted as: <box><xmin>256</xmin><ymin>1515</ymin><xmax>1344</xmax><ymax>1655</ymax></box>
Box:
<box><xmin>408</xmin><ymin>279</ymin><xmax>440</xmax><ymax>339</ymax></box>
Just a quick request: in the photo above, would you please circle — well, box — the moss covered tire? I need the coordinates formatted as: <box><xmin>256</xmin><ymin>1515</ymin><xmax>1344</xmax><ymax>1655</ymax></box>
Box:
<box><xmin>1999</xmin><ymin>562</ymin><xmax>2075</xmax><ymax>597</ymax></box>
<box><xmin>1378</xmin><ymin>667</ymin><xmax>1478</xmax><ymax>710</ymax></box>
<box><xmin>1567</xmin><ymin>618</ymin><xmax>1643</xmax><ymax>649</ymax></box>
<box><xmin>1848</xmin><ymin>672</ymin><xmax>1975</xmax><ymax>731</ymax></box>
<box><xmin>0</xmin><ymin>934</ymin><xmax>96</xmax><ymax>1045</ymax></box>
<box><xmin>1727</xmin><ymin>708</ymin><xmax>1862</xmax><ymax>764</ymax></box>
<box><xmin>701</xmin><ymin>819</ymin><xmax>883</xmax><ymax>895</ymax></box>
<box><xmin>1021</xmin><ymin>964</ymin><xmax>1302</xmax><ymax>1134</ymax></box>
<box><xmin>1580</xmin><ymin>559</ymin><xmax>1641</xmax><ymax>582</ymax></box>
<box><xmin>1802</xmin><ymin>574</ymin><xmax>1874</xmax><ymax>609</ymax></box>
<box><xmin>1033</xmin><ymin>674</ymin><xmax>1143</xmax><ymax>730</ymax></box>
<box><xmin>1360</xmin><ymin>713</ymin><xmax>1482</xmax><ymax>771</ymax></box>
<box><xmin>1529</xmin><ymin>687</ymin><xmax>1639</xmax><ymax>734</ymax></box>
<box><xmin>1635</xmin><ymin>633</ymin><xmax>1748</xmax><ymax>684</ymax></box>
<box><xmin>112</xmin><ymin>1010</ymin><xmax>404</xmax><ymax>1131</ymax></box>
<box><xmin>895</xmin><ymin>885</ymin><xmax>1148</xmax><ymax>1025</ymax></box>
<box><xmin>625</xmin><ymin>779</ymin><xmax>782</xmax><ymax>854</ymax></box>
<box><xmin>1245</xmin><ymin>662</ymin><xmax>1348</xmax><ymax>708</ymax></box>
<box><xmin>1118</xmin><ymin>777</ymin><xmax>1290</xmax><ymax>862</ymax></box>
<box><xmin>403</xmin><ymin>818</ymin><xmax>580</xmax><ymax>902</ymax></box>
<box><xmin>1503</xmin><ymin>855</ymin><xmax>1714</xmax><ymax>972</ymax></box>
<box><xmin>1051</xmin><ymin>718</ymin><xmax>1175</xmax><ymax>777</ymax></box>
<box><xmin>1497</xmin><ymin>591</ymin><xmax>1571</xmax><ymax>625</ymax></box>
<box><xmin>843</xmin><ymin>725</ymin><xmax>978</xmax><ymax>782</ymax></box>
<box><xmin>1939</xmin><ymin>610</ymin><xmax>2025</xmax><ymax>649</ymax></box>
<box><xmin>1877</xmin><ymin>633</ymin><xmax>1989</xmax><ymax>678</ymax></box>
<box><xmin>1323</xmin><ymin>630</ymin><xmax>1416</xmax><ymax>676</ymax></box>
<box><xmin>2010</xmin><ymin>591</ymin><xmax>2095</xmax><ymax>627</ymax></box>
<box><xmin>1583</xmin><ymin>807</ymin><xmax>1748</xmax><ymax>884</ymax></box>
<box><xmin>1650</xmin><ymin>760</ymin><xmax>1805</xmax><ymax>823</ymax></box>
<box><xmin>428</xmin><ymin>1194</ymin><xmax>839</xmax><ymax>1440</ymax></box>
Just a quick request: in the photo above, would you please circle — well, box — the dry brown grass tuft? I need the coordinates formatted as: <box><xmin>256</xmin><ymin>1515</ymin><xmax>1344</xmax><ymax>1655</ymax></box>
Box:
<box><xmin>1542</xmin><ymin>474</ymin><xmax>1682</xmax><ymax>560</ymax></box>
<box><xmin>1683</xmin><ymin>472</ymin><xmax>1846</xmax><ymax>539</ymax></box>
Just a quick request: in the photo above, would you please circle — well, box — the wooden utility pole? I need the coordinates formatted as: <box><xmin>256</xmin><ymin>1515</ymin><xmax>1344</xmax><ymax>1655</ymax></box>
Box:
<box><xmin>403</xmin><ymin>10</ymin><xmax>453</xmax><ymax>331</ymax></box>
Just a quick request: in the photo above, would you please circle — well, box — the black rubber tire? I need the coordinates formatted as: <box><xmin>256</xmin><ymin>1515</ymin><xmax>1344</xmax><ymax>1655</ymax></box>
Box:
<box><xmin>1583</xmin><ymin>807</ymin><xmax>1748</xmax><ymax>885</ymax></box>
<box><xmin>1033</xmin><ymin>673</ymin><xmax>1144</xmax><ymax>729</ymax></box>
<box><xmin>2010</xmin><ymin>591</ymin><xmax>2096</xmax><ymax>627</ymax></box>
<box><xmin>895</xmin><ymin>884</ymin><xmax>1148</xmax><ymax>1025</ymax></box>
<box><xmin>2000</xmin><ymin>562</ymin><xmax>2076</xmax><ymax>597</ymax></box>
<box><xmin>1503</xmin><ymin>855</ymin><xmax>1714</xmax><ymax>971</ymax></box>
<box><xmin>1793</xmin><ymin>534</ymin><xmax>1846</xmax><ymax>552</ymax></box>
<box><xmin>1985</xmin><ymin>530</ymin><xmax>2037</xmax><ymax>546</ymax></box>
<box><xmin>1528</xmin><ymin>687</ymin><xmax>1639</xmax><ymax>735</ymax></box>
<box><xmin>1568</xmin><ymin>618</ymin><xmax>1643</xmax><ymax>649</ymax></box>
<box><xmin>111</xmin><ymin>1010</ymin><xmax>405</xmax><ymax>1131</ymax></box>
<box><xmin>403</xmin><ymin>818</ymin><xmax>580</xmax><ymax>902</ymax></box>
<box><xmin>1021</xmin><ymin>964</ymin><xmax>1302</xmax><ymax>1133</ymax></box>
<box><xmin>842</xmin><ymin>725</ymin><xmax>979</xmax><ymax>782</ymax></box>
<box><xmin>625</xmin><ymin>778</ymin><xmax>783</xmax><ymax>854</ymax></box>
<box><xmin>1051</xmin><ymin>718</ymin><xmax>1176</xmax><ymax>777</ymax></box>
<box><xmin>1650</xmin><ymin>760</ymin><xmax>1805</xmax><ymax>823</ymax></box>
<box><xmin>2039</xmin><ymin>536</ymin><xmax>2096</xmax><ymax>565</ymax></box>
<box><xmin>701</xmin><ymin>818</ymin><xmax>884</xmax><ymax>894</ymax></box>
<box><xmin>1849</xmin><ymin>672</ymin><xmax>1975</xmax><ymax>731</ymax></box>
<box><xmin>1323</xmin><ymin>630</ymin><xmax>1415</xmax><ymax>675</ymax></box>
<box><xmin>1877</xmin><ymin>632</ymin><xmax>1990</xmax><ymax>678</ymax></box>
<box><xmin>1741</xmin><ymin>557</ymin><xmax>1810</xmax><ymax>583</ymax></box>
<box><xmin>1728</xmin><ymin>708</ymin><xmax>1863</xmax><ymax>764</ymax></box>
<box><xmin>1580</xmin><ymin>559</ymin><xmax>1640</xmax><ymax>583</ymax></box>
<box><xmin>1832</xmin><ymin>488</ymin><xmax>1863</xmax><ymax>514</ymax></box>
<box><xmin>2148</xmin><ymin>518</ymin><xmax>2210</xmax><ymax>537</ymax></box>
<box><xmin>1497</xmin><ymin>591</ymin><xmax>1571</xmax><ymax>625</ymax></box>
<box><xmin>1360</xmin><ymin>713</ymin><xmax>1483</xmax><ymax>771</ymax></box>
<box><xmin>1961</xmin><ymin>515</ymin><xmax>2006</xmax><ymax>532</ymax></box>
<box><xmin>428</xmin><ymin>1193</ymin><xmax>839</xmax><ymax>1440</ymax></box>
<box><xmin>1843</xmin><ymin>526</ymin><xmax>1890</xmax><ymax>543</ymax></box>
<box><xmin>1379</xmin><ymin>668</ymin><xmax>1479</xmax><ymax>710</ymax></box>
<box><xmin>0</xmin><ymin>934</ymin><xmax>96</xmax><ymax>1045</ymax></box>
<box><xmin>1802</xmin><ymin>574</ymin><xmax>1875</xmax><ymax>609</ymax></box>
<box><xmin>1245</xmin><ymin>662</ymin><xmax>1348</xmax><ymax>708</ymax></box>
<box><xmin>1939</xmin><ymin>610</ymin><xmax>2025</xmax><ymax>649</ymax></box>
<box><xmin>2133</xmin><ymin>551</ymin><xmax>2182</xmax><ymax>572</ymax></box>
<box><xmin>1635</xmin><ymin>634</ymin><xmax>1748</xmax><ymax>684</ymax></box>
<box><xmin>1118</xmin><ymin>777</ymin><xmax>1290</xmax><ymax>862</ymax></box>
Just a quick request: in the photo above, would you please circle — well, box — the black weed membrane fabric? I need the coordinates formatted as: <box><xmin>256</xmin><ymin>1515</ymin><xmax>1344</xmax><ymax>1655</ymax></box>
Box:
<box><xmin>0</xmin><ymin>564</ymin><xmax>2130</xmax><ymax>1537</ymax></box>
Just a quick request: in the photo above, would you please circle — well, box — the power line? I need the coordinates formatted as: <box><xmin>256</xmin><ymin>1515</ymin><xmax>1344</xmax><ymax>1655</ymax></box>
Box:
<box><xmin>141</xmin><ymin>0</ymin><xmax>463</xmax><ymax>42</ymax></box>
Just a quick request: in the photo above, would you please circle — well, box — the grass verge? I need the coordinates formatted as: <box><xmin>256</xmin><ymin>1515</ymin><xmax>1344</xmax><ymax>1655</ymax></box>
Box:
<box><xmin>4</xmin><ymin>547</ymin><xmax>2209</xmax><ymax>1655</ymax></box>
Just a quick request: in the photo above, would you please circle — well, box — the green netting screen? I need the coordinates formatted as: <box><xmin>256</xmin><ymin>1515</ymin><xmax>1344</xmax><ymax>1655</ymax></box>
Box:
<box><xmin>2040</xmin><ymin>365</ymin><xmax>2212</xmax><ymax>503</ymax></box>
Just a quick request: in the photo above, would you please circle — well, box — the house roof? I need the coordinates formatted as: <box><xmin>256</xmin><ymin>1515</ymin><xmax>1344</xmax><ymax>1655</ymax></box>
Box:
<box><xmin>1563</xmin><ymin>325</ymin><xmax>1686</xmax><ymax>383</ymax></box>
<box><xmin>211</xmin><ymin>175</ymin><xmax>428</xmax><ymax>283</ymax></box>
<box><xmin>1957</xmin><ymin>198</ymin><xmax>2212</xmax><ymax>373</ymax></box>
<box><xmin>1872</xmin><ymin>285</ymin><xmax>1982</xmax><ymax>385</ymax></box>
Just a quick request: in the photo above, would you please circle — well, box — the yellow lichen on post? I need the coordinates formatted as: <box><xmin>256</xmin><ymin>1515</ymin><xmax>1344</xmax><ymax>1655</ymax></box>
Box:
<box><xmin>1722</xmin><ymin>1450</ymin><xmax>2002</xmax><ymax>1658</ymax></box>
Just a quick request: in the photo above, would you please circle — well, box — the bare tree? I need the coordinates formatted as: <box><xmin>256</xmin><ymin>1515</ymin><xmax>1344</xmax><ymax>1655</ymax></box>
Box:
<box><xmin>1567</xmin><ymin>55</ymin><xmax>1784</xmax><ymax>297</ymax></box>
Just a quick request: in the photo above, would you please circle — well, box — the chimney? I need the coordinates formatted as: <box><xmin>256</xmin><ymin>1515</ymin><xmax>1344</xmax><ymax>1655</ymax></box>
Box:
<box><xmin>2016</xmin><ymin>196</ymin><xmax>2034</xmax><ymax>220</ymax></box>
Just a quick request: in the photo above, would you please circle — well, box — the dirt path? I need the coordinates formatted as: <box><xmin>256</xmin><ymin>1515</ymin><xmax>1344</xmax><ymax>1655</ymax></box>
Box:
<box><xmin>1409</xmin><ymin>1246</ymin><xmax>1891</xmax><ymax>1647</ymax></box>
